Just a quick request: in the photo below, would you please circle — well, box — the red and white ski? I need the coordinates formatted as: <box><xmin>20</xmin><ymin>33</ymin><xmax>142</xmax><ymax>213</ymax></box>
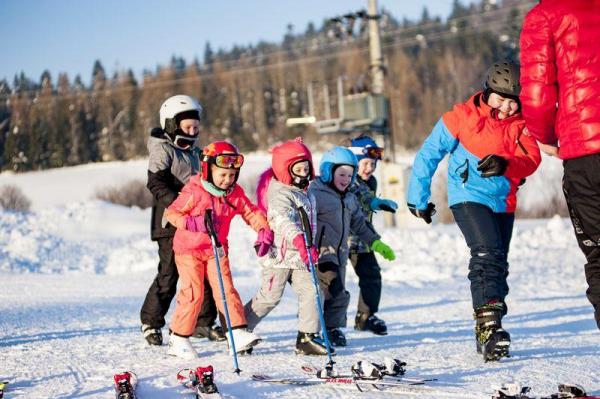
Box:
<box><xmin>114</xmin><ymin>371</ymin><xmax>137</xmax><ymax>399</ymax></box>
<box><xmin>177</xmin><ymin>366</ymin><xmax>222</xmax><ymax>399</ymax></box>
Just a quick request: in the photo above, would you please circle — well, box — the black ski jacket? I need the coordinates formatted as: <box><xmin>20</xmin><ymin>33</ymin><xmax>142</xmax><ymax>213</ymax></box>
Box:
<box><xmin>146</xmin><ymin>128</ymin><xmax>200</xmax><ymax>240</ymax></box>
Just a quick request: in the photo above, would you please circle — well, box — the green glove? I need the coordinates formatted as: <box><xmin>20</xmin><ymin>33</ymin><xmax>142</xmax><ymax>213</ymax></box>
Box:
<box><xmin>371</xmin><ymin>239</ymin><xmax>396</xmax><ymax>261</ymax></box>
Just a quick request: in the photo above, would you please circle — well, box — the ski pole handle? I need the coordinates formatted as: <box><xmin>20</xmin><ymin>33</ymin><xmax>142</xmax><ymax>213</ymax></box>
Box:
<box><xmin>204</xmin><ymin>209</ymin><xmax>221</xmax><ymax>247</ymax></box>
<box><xmin>297</xmin><ymin>207</ymin><xmax>313</xmax><ymax>247</ymax></box>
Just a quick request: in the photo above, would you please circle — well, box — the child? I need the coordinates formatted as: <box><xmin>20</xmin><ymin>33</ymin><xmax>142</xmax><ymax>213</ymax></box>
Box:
<box><xmin>244</xmin><ymin>137</ymin><xmax>330</xmax><ymax>355</ymax></box>
<box><xmin>309</xmin><ymin>146</ymin><xmax>396</xmax><ymax>347</ymax></box>
<box><xmin>346</xmin><ymin>135</ymin><xmax>398</xmax><ymax>336</ymax></box>
<box><xmin>141</xmin><ymin>94</ymin><xmax>223</xmax><ymax>346</ymax></box>
<box><xmin>407</xmin><ymin>60</ymin><xmax>541</xmax><ymax>361</ymax></box>
<box><xmin>164</xmin><ymin>141</ymin><xmax>270</xmax><ymax>359</ymax></box>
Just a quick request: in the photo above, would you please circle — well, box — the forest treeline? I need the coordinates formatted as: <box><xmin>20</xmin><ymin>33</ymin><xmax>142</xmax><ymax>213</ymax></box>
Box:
<box><xmin>0</xmin><ymin>0</ymin><xmax>532</xmax><ymax>172</ymax></box>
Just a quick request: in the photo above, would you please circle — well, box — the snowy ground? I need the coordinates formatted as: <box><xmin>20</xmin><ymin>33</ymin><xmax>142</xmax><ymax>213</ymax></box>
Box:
<box><xmin>1</xmin><ymin>156</ymin><xmax>598</xmax><ymax>399</ymax></box>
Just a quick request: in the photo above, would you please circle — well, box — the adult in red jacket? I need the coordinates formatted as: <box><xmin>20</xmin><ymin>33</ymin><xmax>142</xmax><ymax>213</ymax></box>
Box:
<box><xmin>520</xmin><ymin>0</ymin><xmax>600</xmax><ymax>329</ymax></box>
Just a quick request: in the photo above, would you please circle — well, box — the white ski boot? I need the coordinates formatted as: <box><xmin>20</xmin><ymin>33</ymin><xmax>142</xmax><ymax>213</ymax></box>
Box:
<box><xmin>227</xmin><ymin>328</ymin><xmax>261</xmax><ymax>354</ymax></box>
<box><xmin>168</xmin><ymin>334</ymin><xmax>198</xmax><ymax>360</ymax></box>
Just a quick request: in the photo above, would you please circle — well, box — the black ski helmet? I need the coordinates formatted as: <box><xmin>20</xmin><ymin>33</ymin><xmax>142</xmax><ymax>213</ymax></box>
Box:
<box><xmin>483</xmin><ymin>60</ymin><xmax>521</xmax><ymax>98</ymax></box>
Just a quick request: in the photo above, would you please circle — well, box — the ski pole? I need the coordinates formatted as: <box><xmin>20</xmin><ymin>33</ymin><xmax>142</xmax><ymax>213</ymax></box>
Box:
<box><xmin>204</xmin><ymin>209</ymin><xmax>241</xmax><ymax>374</ymax></box>
<box><xmin>297</xmin><ymin>206</ymin><xmax>336</xmax><ymax>376</ymax></box>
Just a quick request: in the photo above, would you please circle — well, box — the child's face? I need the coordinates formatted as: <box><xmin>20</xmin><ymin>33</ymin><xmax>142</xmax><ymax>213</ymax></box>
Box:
<box><xmin>179</xmin><ymin>119</ymin><xmax>200</xmax><ymax>136</ymax></box>
<box><xmin>210</xmin><ymin>164</ymin><xmax>237</xmax><ymax>190</ymax></box>
<box><xmin>358</xmin><ymin>158</ymin><xmax>377</xmax><ymax>180</ymax></box>
<box><xmin>291</xmin><ymin>160</ymin><xmax>310</xmax><ymax>177</ymax></box>
<box><xmin>486</xmin><ymin>93</ymin><xmax>519</xmax><ymax>120</ymax></box>
<box><xmin>332</xmin><ymin>165</ymin><xmax>354</xmax><ymax>192</ymax></box>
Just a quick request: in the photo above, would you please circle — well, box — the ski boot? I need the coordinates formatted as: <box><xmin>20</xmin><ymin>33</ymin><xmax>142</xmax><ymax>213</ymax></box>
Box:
<box><xmin>295</xmin><ymin>332</ymin><xmax>334</xmax><ymax>356</ymax></box>
<box><xmin>326</xmin><ymin>328</ymin><xmax>347</xmax><ymax>347</ymax></box>
<box><xmin>474</xmin><ymin>302</ymin><xmax>511</xmax><ymax>362</ymax></box>
<box><xmin>193</xmin><ymin>324</ymin><xmax>227</xmax><ymax>341</ymax></box>
<box><xmin>355</xmin><ymin>312</ymin><xmax>388</xmax><ymax>335</ymax></box>
<box><xmin>168</xmin><ymin>333</ymin><xmax>198</xmax><ymax>360</ymax></box>
<box><xmin>0</xmin><ymin>381</ymin><xmax>8</xmax><ymax>399</ymax></box>
<box><xmin>141</xmin><ymin>324</ymin><xmax>162</xmax><ymax>346</ymax></box>
<box><xmin>226</xmin><ymin>328</ymin><xmax>261</xmax><ymax>354</ymax></box>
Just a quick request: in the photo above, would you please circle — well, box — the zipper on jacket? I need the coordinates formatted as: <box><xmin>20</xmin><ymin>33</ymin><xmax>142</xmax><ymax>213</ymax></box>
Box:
<box><xmin>317</xmin><ymin>225</ymin><xmax>326</xmax><ymax>250</ymax></box>
<box><xmin>337</xmin><ymin>195</ymin><xmax>345</xmax><ymax>266</ymax></box>
<box><xmin>516</xmin><ymin>133</ymin><xmax>529</xmax><ymax>155</ymax></box>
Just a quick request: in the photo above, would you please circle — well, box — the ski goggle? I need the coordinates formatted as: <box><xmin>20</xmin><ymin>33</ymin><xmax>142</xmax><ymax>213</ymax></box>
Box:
<box><xmin>173</xmin><ymin>135</ymin><xmax>197</xmax><ymax>150</ymax></box>
<box><xmin>364</xmin><ymin>147</ymin><xmax>384</xmax><ymax>160</ymax></box>
<box><xmin>210</xmin><ymin>153</ymin><xmax>244</xmax><ymax>169</ymax></box>
<box><xmin>349</xmin><ymin>146</ymin><xmax>384</xmax><ymax>160</ymax></box>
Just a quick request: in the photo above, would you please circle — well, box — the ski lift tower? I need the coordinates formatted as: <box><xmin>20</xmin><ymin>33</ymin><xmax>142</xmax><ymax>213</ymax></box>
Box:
<box><xmin>287</xmin><ymin>0</ymin><xmax>394</xmax><ymax>160</ymax></box>
<box><xmin>286</xmin><ymin>0</ymin><xmax>416</xmax><ymax>227</ymax></box>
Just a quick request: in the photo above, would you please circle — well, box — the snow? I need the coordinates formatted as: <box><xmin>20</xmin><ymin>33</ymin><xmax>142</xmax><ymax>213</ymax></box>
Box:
<box><xmin>0</xmin><ymin>155</ymin><xmax>598</xmax><ymax>399</ymax></box>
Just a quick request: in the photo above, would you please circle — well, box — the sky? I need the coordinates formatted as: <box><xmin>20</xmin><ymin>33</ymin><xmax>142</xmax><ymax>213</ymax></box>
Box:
<box><xmin>0</xmin><ymin>0</ymin><xmax>453</xmax><ymax>86</ymax></box>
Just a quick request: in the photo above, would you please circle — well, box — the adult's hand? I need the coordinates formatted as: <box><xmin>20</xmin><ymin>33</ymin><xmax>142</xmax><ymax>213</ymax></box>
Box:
<box><xmin>538</xmin><ymin>142</ymin><xmax>559</xmax><ymax>157</ymax></box>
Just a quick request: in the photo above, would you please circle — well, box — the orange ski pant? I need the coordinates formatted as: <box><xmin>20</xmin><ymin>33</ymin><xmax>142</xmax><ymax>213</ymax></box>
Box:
<box><xmin>170</xmin><ymin>253</ymin><xmax>246</xmax><ymax>336</ymax></box>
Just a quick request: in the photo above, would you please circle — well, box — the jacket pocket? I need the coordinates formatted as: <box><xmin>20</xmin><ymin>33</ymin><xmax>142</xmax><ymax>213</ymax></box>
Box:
<box><xmin>454</xmin><ymin>159</ymin><xmax>470</xmax><ymax>184</ymax></box>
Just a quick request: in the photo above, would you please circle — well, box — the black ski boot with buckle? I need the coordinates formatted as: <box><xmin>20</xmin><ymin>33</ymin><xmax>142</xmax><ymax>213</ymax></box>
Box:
<box><xmin>141</xmin><ymin>324</ymin><xmax>163</xmax><ymax>346</ymax></box>
<box><xmin>474</xmin><ymin>302</ymin><xmax>510</xmax><ymax>361</ymax></box>
<box><xmin>326</xmin><ymin>328</ymin><xmax>347</xmax><ymax>347</ymax></box>
<box><xmin>354</xmin><ymin>312</ymin><xmax>388</xmax><ymax>335</ymax></box>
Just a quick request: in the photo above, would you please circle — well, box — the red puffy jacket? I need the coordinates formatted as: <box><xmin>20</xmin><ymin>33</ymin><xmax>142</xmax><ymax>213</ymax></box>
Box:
<box><xmin>519</xmin><ymin>0</ymin><xmax>600</xmax><ymax>160</ymax></box>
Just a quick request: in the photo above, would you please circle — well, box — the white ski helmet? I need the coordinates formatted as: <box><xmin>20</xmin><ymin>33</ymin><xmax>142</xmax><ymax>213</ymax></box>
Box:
<box><xmin>159</xmin><ymin>94</ymin><xmax>203</xmax><ymax>133</ymax></box>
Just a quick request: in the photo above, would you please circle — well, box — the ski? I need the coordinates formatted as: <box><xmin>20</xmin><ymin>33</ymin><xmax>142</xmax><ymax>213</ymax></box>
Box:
<box><xmin>492</xmin><ymin>383</ymin><xmax>600</xmax><ymax>399</ymax></box>
<box><xmin>251</xmin><ymin>374</ymin><xmax>479</xmax><ymax>397</ymax></box>
<box><xmin>300</xmin><ymin>362</ymin><xmax>438</xmax><ymax>385</ymax></box>
<box><xmin>177</xmin><ymin>366</ymin><xmax>223</xmax><ymax>399</ymax></box>
<box><xmin>114</xmin><ymin>371</ymin><xmax>137</xmax><ymax>399</ymax></box>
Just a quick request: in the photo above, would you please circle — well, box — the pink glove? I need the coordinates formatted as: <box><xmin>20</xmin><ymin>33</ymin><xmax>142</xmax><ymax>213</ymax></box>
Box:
<box><xmin>292</xmin><ymin>234</ymin><xmax>319</xmax><ymax>266</ymax></box>
<box><xmin>254</xmin><ymin>228</ymin><xmax>274</xmax><ymax>257</ymax></box>
<box><xmin>185</xmin><ymin>215</ymin><xmax>207</xmax><ymax>233</ymax></box>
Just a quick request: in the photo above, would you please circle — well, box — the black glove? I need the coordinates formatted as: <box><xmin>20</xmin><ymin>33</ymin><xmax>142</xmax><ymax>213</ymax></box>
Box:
<box><xmin>407</xmin><ymin>202</ymin><xmax>436</xmax><ymax>224</ymax></box>
<box><xmin>477</xmin><ymin>154</ymin><xmax>507</xmax><ymax>178</ymax></box>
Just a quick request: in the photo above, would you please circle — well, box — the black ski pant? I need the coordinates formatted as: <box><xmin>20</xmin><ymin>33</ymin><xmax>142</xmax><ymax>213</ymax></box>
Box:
<box><xmin>349</xmin><ymin>251</ymin><xmax>382</xmax><ymax>315</ymax></box>
<box><xmin>563</xmin><ymin>153</ymin><xmax>600</xmax><ymax>330</ymax></box>
<box><xmin>451</xmin><ymin>202</ymin><xmax>514</xmax><ymax>313</ymax></box>
<box><xmin>317</xmin><ymin>261</ymin><xmax>351</xmax><ymax>329</ymax></box>
<box><xmin>140</xmin><ymin>236</ymin><xmax>218</xmax><ymax>329</ymax></box>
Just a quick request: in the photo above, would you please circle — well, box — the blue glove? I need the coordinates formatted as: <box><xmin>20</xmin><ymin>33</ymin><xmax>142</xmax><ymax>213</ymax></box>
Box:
<box><xmin>369</xmin><ymin>198</ymin><xmax>398</xmax><ymax>213</ymax></box>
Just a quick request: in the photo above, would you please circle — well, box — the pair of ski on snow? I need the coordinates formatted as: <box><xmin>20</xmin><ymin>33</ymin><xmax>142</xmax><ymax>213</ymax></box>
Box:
<box><xmin>114</xmin><ymin>367</ymin><xmax>222</xmax><ymax>399</ymax></box>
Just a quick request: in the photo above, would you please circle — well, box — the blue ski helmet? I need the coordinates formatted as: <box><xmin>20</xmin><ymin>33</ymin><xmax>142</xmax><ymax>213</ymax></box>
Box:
<box><xmin>319</xmin><ymin>146</ymin><xmax>358</xmax><ymax>184</ymax></box>
<box><xmin>348</xmin><ymin>135</ymin><xmax>383</xmax><ymax>162</ymax></box>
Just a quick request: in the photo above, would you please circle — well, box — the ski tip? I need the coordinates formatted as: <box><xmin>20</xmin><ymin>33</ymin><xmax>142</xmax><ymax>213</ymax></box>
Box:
<box><xmin>251</xmin><ymin>374</ymin><xmax>269</xmax><ymax>381</ymax></box>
